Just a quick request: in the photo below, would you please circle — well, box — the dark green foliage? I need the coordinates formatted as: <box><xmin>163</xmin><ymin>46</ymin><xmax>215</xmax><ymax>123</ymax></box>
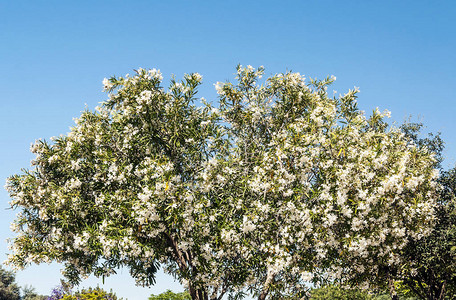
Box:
<box><xmin>148</xmin><ymin>290</ymin><xmax>191</xmax><ymax>300</ymax></box>
<box><xmin>309</xmin><ymin>285</ymin><xmax>417</xmax><ymax>300</ymax></box>
<box><xmin>400</xmin><ymin>167</ymin><xmax>456</xmax><ymax>299</ymax></box>
<box><xmin>309</xmin><ymin>285</ymin><xmax>373</xmax><ymax>300</ymax></box>
<box><xmin>0</xmin><ymin>265</ymin><xmax>21</xmax><ymax>300</ymax></box>
<box><xmin>399</xmin><ymin>122</ymin><xmax>444</xmax><ymax>169</ymax></box>
<box><xmin>0</xmin><ymin>265</ymin><xmax>47</xmax><ymax>300</ymax></box>
<box><xmin>398</xmin><ymin>122</ymin><xmax>456</xmax><ymax>299</ymax></box>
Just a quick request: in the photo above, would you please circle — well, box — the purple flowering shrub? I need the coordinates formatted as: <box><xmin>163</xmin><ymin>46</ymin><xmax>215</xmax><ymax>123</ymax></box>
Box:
<box><xmin>46</xmin><ymin>286</ymin><xmax>65</xmax><ymax>300</ymax></box>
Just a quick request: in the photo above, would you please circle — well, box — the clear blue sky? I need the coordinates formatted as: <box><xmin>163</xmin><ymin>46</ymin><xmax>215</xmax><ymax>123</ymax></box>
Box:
<box><xmin>1</xmin><ymin>0</ymin><xmax>455</xmax><ymax>299</ymax></box>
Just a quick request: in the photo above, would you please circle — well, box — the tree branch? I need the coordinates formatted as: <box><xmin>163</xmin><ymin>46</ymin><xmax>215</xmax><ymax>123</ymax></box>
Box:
<box><xmin>258</xmin><ymin>269</ymin><xmax>274</xmax><ymax>300</ymax></box>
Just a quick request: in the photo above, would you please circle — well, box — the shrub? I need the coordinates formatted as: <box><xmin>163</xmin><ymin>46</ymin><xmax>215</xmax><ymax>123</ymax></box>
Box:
<box><xmin>46</xmin><ymin>286</ymin><xmax>121</xmax><ymax>300</ymax></box>
<box><xmin>148</xmin><ymin>290</ymin><xmax>191</xmax><ymax>300</ymax></box>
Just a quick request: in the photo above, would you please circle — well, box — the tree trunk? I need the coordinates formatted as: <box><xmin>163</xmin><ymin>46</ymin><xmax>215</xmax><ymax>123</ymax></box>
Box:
<box><xmin>258</xmin><ymin>270</ymin><xmax>274</xmax><ymax>300</ymax></box>
<box><xmin>388</xmin><ymin>277</ymin><xmax>398</xmax><ymax>300</ymax></box>
<box><xmin>165</xmin><ymin>232</ymin><xmax>209</xmax><ymax>300</ymax></box>
<box><xmin>189</xmin><ymin>286</ymin><xmax>198</xmax><ymax>300</ymax></box>
<box><xmin>258</xmin><ymin>289</ymin><xmax>268</xmax><ymax>300</ymax></box>
<box><xmin>188</xmin><ymin>287</ymin><xmax>209</xmax><ymax>300</ymax></box>
<box><xmin>438</xmin><ymin>281</ymin><xmax>446</xmax><ymax>300</ymax></box>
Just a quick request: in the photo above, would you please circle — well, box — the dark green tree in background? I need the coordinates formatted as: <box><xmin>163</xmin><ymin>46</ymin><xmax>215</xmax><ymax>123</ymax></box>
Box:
<box><xmin>399</xmin><ymin>167</ymin><xmax>456</xmax><ymax>299</ymax></box>
<box><xmin>0</xmin><ymin>265</ymin><xmax>21</xmax><ymax>300</ymax></box>
<box><xmin>308</xmin><ymin>284</ymin><xmax>419</xmax><ymax>300</ymax></box>
<box><xmin>309</xmin><ymin>285</ymin><xmax>373</xmax><ymax>300</ymax></box>
<box><xmin>0</xmin><ymin>264</ymin><xmax>48</xmax><ymax>300</ymax></box>
<box><xmin>149</xmin><ymin>290</ymin><xmax>191</xmax><ymax>300</ymax></box>
<box><xmin>397</xmin><ymin>122</ymin><xmax>456</xmax><ymax>299</ymax></box>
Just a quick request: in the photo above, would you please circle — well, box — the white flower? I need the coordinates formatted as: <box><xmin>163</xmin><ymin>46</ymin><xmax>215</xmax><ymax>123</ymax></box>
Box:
<box><xmin>68</xmin><ymin>178</ymin><xmax>82</xmax><ymax>189</ymax></box>
<box><xmin>138</xmin><ymin>90</ymin><xmax>153</xmax><ymax>105</ymax></box>
<box><xmin>193</xmin><ymin>73</ymin><xmax>203</xmax><ymax>82</ymax></box>
<box><xmin>242</xmin><ymin>216</ymin><xmax>256</xmax><ymax>233</ymax></box>
<box><xmin>102</xmin><ymin>78</ymin><xmax>113</xmax><ymax>90</ymax></box>
<box><xmin>146</xmin><ymin>68</ymin><xmax>163</xmax><ymax>81</ymax></box>
<box><xmin>214</xmin><ymin>82</ymin><xmax>224</xmax><ymax>94</ymax></box>
<box><xmin>283</xmin><ymin>189</ymin><xmax>293</xmax><ymax>197</ymax></box>
<box><xmin>325</xmin><ymin>214</ymin><xmax>337</xmax><ymax>227</ymax></box>
<box><xmin>383</xmin><ymin>109</ymin><xmax>391</xmax><ymax>118</ymax></box>
<box><xmin>71</xmin><ymin>159</ymin><xmax>81</xmax><ymax>171</ymax></box>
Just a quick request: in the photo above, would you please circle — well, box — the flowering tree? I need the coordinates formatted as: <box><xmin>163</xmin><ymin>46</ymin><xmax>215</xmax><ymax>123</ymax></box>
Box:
<box><xmin>6</xmin><ymin>66</ymin><xmax>439</xmax><ymax>300</ymax></box>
